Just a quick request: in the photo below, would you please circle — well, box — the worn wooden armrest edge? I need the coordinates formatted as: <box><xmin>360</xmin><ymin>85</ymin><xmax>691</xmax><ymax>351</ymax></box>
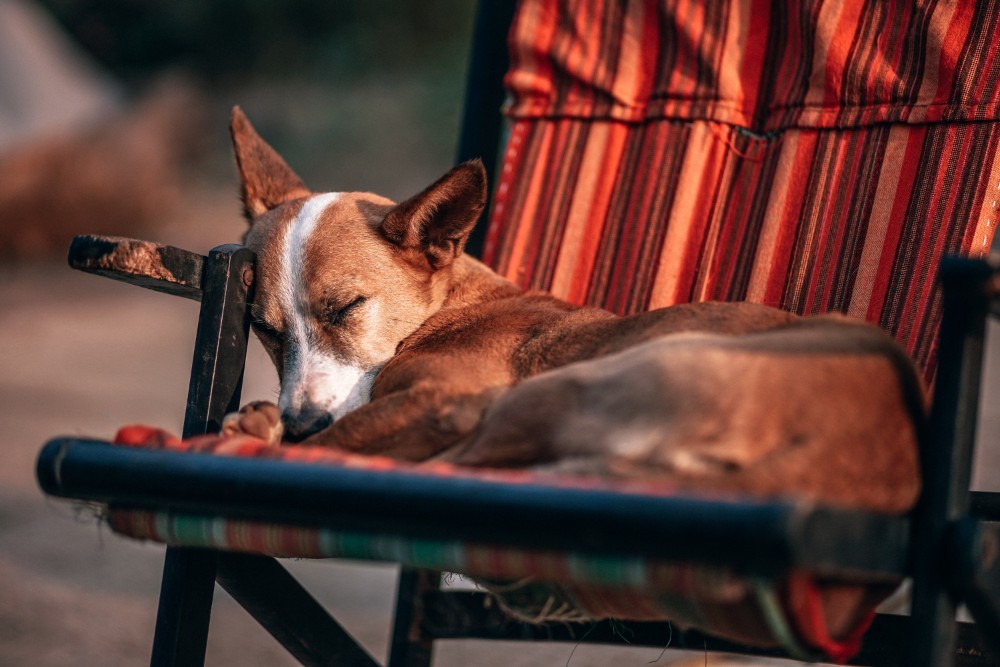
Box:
<box><xmin>68</xmin><ymin>234</ymin><xmax>206</xmax><ymax>301</ymax></box>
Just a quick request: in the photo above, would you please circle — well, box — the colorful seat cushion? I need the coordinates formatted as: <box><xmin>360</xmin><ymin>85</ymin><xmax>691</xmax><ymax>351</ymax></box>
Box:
<box><xmin>107</xmin><ymin>425</ymin><xmax>893</xmax><ymax>663</ymax></box>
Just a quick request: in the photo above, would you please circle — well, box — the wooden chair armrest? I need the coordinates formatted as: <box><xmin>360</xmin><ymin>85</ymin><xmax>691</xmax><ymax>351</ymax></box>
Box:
<box><xmin>68</xmin><ymin>234</ymin><xmax>206</xmax><ymax>301</ymax></box>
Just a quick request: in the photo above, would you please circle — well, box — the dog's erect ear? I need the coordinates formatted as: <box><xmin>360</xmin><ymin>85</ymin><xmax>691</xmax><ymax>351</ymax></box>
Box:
<box><xmin>230</xmin><ymin>106</ymin><xmax>311</xmax><ymax>222</ymax></box>
<box><xmin>380</xmin><ymin>160</ymin><xmax>487</xmax><ymax>270</ymax></box>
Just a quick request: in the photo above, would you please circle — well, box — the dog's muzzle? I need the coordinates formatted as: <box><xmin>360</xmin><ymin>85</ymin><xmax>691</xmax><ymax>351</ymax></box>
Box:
<box><xmin>281</xmin><ymin>407</ymin><xmax>333</xmax><ymax>442</ymax></box>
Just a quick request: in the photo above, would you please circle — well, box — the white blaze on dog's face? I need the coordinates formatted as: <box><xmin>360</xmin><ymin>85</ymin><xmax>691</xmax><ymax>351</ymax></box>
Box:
<box><xmin>243</xmin><ymin>191</ymin><xmax>434</xmax><ymax>437</ymax></box>
<box><xmin>230</xmin><ymin>107</ymin><xmax>485</xmax><ymax>440</ymax></box>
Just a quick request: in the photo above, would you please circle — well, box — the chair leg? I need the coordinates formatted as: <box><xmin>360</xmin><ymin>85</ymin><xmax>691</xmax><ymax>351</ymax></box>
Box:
<box><xmin>388</xmin><ymin>568</ymin><xmax>439</xmax><ymax>667</ymax></box>
<box><xmin>146</xmin><ymin>246</ymin><xmax>250</xmax><ymax>665</ymax></box>
<box><xmin>216</xmin><ymin>553</ymin><xmax>380</xmax><ymax>667</ymax></box>
<box><xmin>907</xmin><ymin>260</ymin><xmax>991</xmax><ymax>667</ymax></box>
<box><xmin>150</xmin><ymin>547</ymin><xmax>219</xmax><ymax>667</ymax></box>
<box><xmin>948</xmin><ymin>518</ymin><xmax>1000</xmax><ymax>657</ymax></box>
<box><xmin>146</xmin><ymin>245</ymin><xmax>250</xmax><ymax>666</ymax></box>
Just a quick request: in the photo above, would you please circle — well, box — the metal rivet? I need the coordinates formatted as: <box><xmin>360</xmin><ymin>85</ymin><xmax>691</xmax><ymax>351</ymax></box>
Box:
<box><xmin>242</xmin><ymin>267</ymin><xmax>254</xmax><ymax>287</ymax></box>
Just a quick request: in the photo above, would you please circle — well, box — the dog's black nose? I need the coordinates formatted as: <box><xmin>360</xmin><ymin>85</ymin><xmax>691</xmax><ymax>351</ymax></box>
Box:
<box><xmin>281</xmin><ymin>408</ymin><xmax>333</xmax><ymax>442</ymax></box>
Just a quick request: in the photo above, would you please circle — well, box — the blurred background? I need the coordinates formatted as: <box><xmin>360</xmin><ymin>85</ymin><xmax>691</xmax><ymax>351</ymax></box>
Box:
<box><xmin>0</xmin><ymin>0</ymin><xmax>476</xmax><ymax>260</ymax></box>
<box><xmin>2</xmin><ymin>1</ymin><xmax>998</xmax><ymax>665</ymax></box>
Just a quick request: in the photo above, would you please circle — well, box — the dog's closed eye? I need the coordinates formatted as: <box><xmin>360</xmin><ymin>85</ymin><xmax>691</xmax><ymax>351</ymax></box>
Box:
<box><xmin>251</xmin><ymin>318</ymin><xmax>283</xmax><ymax>342</ymax></box>
<box><xmin>326</xmin><ymin>296</ymin><xmax>368</xmax><ymax>327</ymax></box>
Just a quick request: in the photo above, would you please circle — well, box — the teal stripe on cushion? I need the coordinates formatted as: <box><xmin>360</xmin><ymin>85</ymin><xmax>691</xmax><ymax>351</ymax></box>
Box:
<box><xmin>169</xmin><ymin>514</ymin><xmax>214</xmax><ymax>545</ymax></box>
<box><xmin>335</xmin><ymin>531</ymin><xmax>373</xmax><ymax>559</ymax></box>
<box><xmin>567</xmin><ymin>553</ymin><xmax>647</xmax><ymax>587</ymax></box>
<box><xmin>409</xmin><ymin>538</ymin><xmax>454</xmax><ymax>569</ymax></box>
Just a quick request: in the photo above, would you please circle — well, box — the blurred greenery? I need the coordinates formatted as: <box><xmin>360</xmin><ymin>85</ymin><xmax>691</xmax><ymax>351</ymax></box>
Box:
<box><xmin>32</xmin><ymin>0</ymin><xmax>480</xmax><ymax>198</ymax></box>
<box><xmin>37</xmin><ymin>0</ymin><xmax>476</xmax><ymax>84</ymax></box>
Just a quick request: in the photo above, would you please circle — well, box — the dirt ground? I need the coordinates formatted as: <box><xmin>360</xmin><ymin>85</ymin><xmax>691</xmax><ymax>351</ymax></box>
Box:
<box><xmin>2</xmin><ymin>184</ymin><xmax>999</xmax><ymax>666</ymax></box>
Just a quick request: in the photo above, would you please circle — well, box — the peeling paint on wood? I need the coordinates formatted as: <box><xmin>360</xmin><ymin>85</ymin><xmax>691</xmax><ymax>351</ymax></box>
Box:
<box><xmin>68</xmin><ymin>235</ymin><xmax>205</xmax><ymax>300</ymax></box>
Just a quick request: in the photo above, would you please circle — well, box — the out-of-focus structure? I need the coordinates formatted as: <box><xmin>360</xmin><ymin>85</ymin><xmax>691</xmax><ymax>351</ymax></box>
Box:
<box><xmin>0</xmin><ymin>0</ymin><xmax>204</xmax><ymax>259</ymax></box>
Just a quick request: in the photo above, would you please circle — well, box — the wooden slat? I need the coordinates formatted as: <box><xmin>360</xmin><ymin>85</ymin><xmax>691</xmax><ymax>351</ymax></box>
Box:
<box><xmin>68</xmin><ymin>235</ymin><xmax>206</xmax><ymax>300</ymax></box>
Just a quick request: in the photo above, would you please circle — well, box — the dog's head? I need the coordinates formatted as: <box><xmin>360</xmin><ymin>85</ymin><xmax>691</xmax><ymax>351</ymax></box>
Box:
<box><xmin>230</xmin><ymin>107</ymin><xmax>486</xmax><ymax>440</ymax></box>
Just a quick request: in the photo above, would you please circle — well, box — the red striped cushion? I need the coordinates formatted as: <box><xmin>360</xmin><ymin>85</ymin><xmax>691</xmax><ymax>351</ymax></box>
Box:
<box><xmin>107</xmin><ymin>425</ymin><xmax>883</xmax><ymax>661</ymax></box>
<box><xmin>484</xmin><ymin>0</ymin><xmax>1000</xmax><ymax>383</ymax></box>
<box><xmin>107</xmin><ymin>504</ymin><xmax>868</xmax><ymax>659</ymax></box>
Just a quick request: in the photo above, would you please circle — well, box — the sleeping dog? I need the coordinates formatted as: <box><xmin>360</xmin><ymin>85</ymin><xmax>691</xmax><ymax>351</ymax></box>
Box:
<box><xmin>223</xmin><ymin>107</ymin><xmax>922</xmax><ymax>515</ymax></box>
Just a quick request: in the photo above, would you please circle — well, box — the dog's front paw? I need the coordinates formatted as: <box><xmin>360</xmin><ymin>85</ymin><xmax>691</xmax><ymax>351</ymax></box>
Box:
<box><xmin>221</xmin><ymin>401</ymin><xmax>284</xmax><ymax>445</ymax></box>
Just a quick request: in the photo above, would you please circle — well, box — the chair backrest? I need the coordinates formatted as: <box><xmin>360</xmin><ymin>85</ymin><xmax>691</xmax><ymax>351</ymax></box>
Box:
<box><xmin>481</xmin><ymin>0</ymin><xmax>1000</xmax><ymax>383</ymax></box>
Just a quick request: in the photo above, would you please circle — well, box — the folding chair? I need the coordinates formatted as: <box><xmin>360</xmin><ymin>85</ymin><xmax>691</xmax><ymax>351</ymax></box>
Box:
<box><xmin>36</xmin><ymin>0</ymin><xmax>1000</xmax><ymax>665</ymax></box>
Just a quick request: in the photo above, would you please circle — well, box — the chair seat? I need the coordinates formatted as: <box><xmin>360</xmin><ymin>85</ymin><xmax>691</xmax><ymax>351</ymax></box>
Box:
<box><xmin>38</xmin><ymin>425</ymin><xmax>912</xmax><ymax>662</ymax></box>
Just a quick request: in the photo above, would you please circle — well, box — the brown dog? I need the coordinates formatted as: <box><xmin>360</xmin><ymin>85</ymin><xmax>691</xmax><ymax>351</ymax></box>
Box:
<box><xmin>222</xmin><ymin>107</ymin><xmax>923</xmax><ymax>516</ymax></box>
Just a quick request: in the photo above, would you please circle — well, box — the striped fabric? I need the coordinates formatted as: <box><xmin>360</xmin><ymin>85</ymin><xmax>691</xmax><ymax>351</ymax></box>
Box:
<box><xmin>109</xmin><ymin>508</ymin><xmax>863</xmax><ymax>660</ymax></box>
<box><xmin>107</xmin><ymin>425</ymin><xmax>876</xmax><ymax>661</ymax></box>
<box><xmin>483</xmin><ymin>0</ymin><xmax>1000</xmax><ymax>382</ymax></box>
